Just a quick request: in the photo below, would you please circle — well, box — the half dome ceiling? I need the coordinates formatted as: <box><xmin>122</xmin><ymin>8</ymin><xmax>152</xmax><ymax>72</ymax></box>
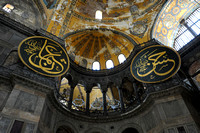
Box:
<box><xmin>64</xmin><ymin>29</ymin><xmax>136</xmax><ymax>69</ymax></box>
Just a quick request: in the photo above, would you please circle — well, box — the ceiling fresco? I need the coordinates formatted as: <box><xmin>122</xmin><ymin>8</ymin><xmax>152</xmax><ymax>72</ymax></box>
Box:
<box><xmin>152</xmin><ymin>0</ymin><xmax>200</xmax><ymax>47</ymax></box>
<box><xmin>65</xmin><ymin>29</ymin><xmax>136</xmax><ymax>69</ymax></box>
<box><xmin>34</xmin><ymin>0</ymin><xmax>199</xmax><ymax>69</ymax></box>
<box><xmin>36</xmin><ymin>0</ymin><xmax>167</xmax><ymax>69</ymax></box>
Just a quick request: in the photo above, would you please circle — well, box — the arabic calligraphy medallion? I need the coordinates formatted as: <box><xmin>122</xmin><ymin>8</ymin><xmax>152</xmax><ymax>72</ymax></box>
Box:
<box><xmin>18</xmin><ymin>36</ymin><xmax>70</xmax><ymax>77</ymax></box>
<box><xmin>130</xmin><ymin>45</ymin><xmax>181</xmax><ymax>83</ymax></box>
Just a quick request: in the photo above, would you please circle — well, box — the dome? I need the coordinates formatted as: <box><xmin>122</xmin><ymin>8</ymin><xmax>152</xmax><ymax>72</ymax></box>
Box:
<box><xmin>42</xmin><ymin>0</ymin><xmax>169</xmax><ymax>70</ymax></box>
<box><xmin>64</xmin><ymin>28</ymin><xmax>136</xmax><ymax>69</ymax></box>
<box><xmin>1</xmin><ymin>0</ymin><xmax>200</xmax><ymax>132</ymax></box>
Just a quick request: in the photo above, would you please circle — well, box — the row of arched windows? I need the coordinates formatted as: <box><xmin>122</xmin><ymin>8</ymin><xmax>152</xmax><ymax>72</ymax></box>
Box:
<box><xmin>92</xmin><ymin>54</ymin><xmax>126</xmax><ymax>70</ymax></box>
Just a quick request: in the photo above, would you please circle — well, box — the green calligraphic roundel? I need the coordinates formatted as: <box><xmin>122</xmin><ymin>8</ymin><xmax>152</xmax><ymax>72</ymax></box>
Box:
<box><xmin>130</xmin><ymin>45</ymin><xmax>181</xmax><ymax>83</ymax></box>
<box><xmin>18</xmin><ymin>36</ymin><xmax>70</xmax><ymax>77</ymax></box>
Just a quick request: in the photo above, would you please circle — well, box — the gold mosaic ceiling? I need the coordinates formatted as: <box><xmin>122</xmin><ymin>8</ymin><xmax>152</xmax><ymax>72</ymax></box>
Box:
<box><xmin>65</xmin><ymin>29</ymin><xmax>135</xmax><ymax>69</ymax></box>
<box><xmin>36</xmin><ymin>0</ymin><xmax>199</xmax><ymax>69</ymax></box>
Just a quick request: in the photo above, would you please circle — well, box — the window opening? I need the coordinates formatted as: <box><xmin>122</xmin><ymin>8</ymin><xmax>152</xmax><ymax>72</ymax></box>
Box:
<box><xmin>2</xmin><ymin>4</ymin><xmax>14</xmax><ymax>13</ymax></box>
<box><xmin>118</xmin><ymin>54</ymin><xmax>126</xmax><ymax>64</ymax></box>
<box><xmin>92</xmin><ymin>61</ymin><xmax>100</xmax><ymax>70</ymax></box>
<box><xmin>90</xmin><ymin>86</ymin><xmax>103</xmax><ymax>110</ymax></box>
<box><xmin>177</xmin><ymin>126</ymin><xmax>186</xmax><ymax>133</ymax></box>
<box><xmin>72</xmin><ymin>84</ymin><xmax>86</xmax><ymax>110</ymax></box>
<box><xmin>59</xmin><ymin>77</ymin><xmax>71</xmax><ymax>106</ymax></box>
<box><xmin>95</xmin><ymin>10</ymin><xmax>102</xmax><ymax>20</ymax></box>
<box><xmin>10</xmin><ymin>120</ymin><xmax>24</xmax><ymax>133</ymax></box>
<box><xmin>106</xmin><ymin>60</ymin><xmax>114</xmax><ymax>69</ymax></box>
<box><xmin>174</xmin><ymin>8</ymin><xmax>200</xmax><ymax>51</ymax></box>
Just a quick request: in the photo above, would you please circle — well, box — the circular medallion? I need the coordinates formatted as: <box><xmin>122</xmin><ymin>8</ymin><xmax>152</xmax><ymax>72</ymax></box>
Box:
<box><xmin>130</xmin><ymin>45</ymin><xmax>181</xmax><ymax>83</ymax></box>
<box><xmin>18</xmin><ymin>36</ymin><xmax>70</xmax><ymax>77</ymax></box>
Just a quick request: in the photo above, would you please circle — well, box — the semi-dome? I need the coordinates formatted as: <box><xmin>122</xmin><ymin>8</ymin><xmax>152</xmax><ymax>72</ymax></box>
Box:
<box><xmin>64</xmin><ymin>28</ymin><xmax>136</xmax><ymax>69</ymax></box>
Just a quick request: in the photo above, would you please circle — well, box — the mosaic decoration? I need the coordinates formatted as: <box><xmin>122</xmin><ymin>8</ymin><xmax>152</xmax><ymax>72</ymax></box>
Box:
<box><xmin>152</xmin><ymin>0</ymin><xmax>199</xmax><ymax>47</ymax></box>
<box><xmin>130</xmin><ymin>45</ymin><xmax>181</xmax><ymax>83</ymax></box>
<box><xmin>130</xmin><ymin>19</ymin><xmax>148</xmax><ymax>38</ymax></box>
<box><xmin>107</xmin><ymin>99</ymin><xmax>120</xmax><ymax>109</ymax></box>
<box><xmin>64</xmin><ymin>28</ymin><xmax>136</xmax><ymax>69</ymax></box>
<box><xmin>35</xmin><ymin>0</ymin><xmax>167</xmax><ymax>68</ymax></box>
<box><xmin>43</xmin><ymin>0</ymin><xmax>57</xmax><ymax>9</ymax></box>
<box><xmin>90</xmin><ymin>98</ymin><xmax>103</xmax><ymax>110</ymax></box>
<box><xmin>72</xmin><ymin>95</ymin><xmax>85</xmax><ymax>107</ymax></box>
<box><xmin>44</xmin><ymin>0</ymin><xmax>166</xmax><ymax>41</ymax></box>
<box><xmin>18</xmin><ymin>36</ymin><xmax>70</xmax><ymax>77</ymax></box>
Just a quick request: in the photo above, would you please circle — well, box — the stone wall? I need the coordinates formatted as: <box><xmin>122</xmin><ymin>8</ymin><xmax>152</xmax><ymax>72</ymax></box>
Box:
<box><xmin>0</xmin><ymin>0</ymin><xmax>42</xmax><ymax>29</ymax></box>
<box><xmin>37</xmin><ymin>86</ymin><xmax>200</xmax><ymax>133</ymax></box>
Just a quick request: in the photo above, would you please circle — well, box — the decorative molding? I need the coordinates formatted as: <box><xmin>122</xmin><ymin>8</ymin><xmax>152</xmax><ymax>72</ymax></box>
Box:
<box><xmin>0</xmin><ymin>66</ymin><xmax>55</xmax><ymax>93</ymax></box>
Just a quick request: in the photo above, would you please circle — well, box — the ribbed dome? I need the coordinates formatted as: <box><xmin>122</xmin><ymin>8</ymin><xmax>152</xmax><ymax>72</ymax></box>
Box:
<box><xmin>64</xmin><ymin>29</ymin><xmax>136</xmax><ymax>69</ymax></box>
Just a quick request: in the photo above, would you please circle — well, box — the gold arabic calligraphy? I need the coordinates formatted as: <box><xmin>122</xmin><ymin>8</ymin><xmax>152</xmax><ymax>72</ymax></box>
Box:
<box><xmin>24</xmin><ymin>39</ymin><xmax>67</xmax><ymax>74</ymax></box>
<box><xmin>135</xmin><ymin>49</ymin><xmax>175</xmax><ymax>77</ymax></box>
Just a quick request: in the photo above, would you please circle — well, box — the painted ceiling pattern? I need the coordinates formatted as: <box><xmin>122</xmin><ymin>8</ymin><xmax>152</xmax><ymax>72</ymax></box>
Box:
<box><xmin>65</xmin><ymin>29</ymin><xmax>136</xmax><ymax>69</ymax></box>
<box><xmin>35</xmin><ymin>0</ymin><xmax>199</xmax><ymax>69</ymax></box>
<box><xmin>36</xmin><ymin>0</ymin><xmax>166</xmax><ymax>69</ymax></box>
<box><xmin>152</xmin><ymin>0</ymin><xmax>200</xmax><ymax>47</ymax></box>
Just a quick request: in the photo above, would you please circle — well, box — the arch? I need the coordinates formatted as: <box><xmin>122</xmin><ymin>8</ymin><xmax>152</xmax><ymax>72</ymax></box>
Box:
<box><xmin>54</xmin><ymin>121</ymin><xmax>78</xmax><ymax>133</ymax></box>
<box><xmin>117</xmin><ymin>123</ymin><xmax>143</xmax><ymax>133</ymax></box>
<box><xmin>152</xmin><ymin>0</ymin><xmax>199</xmax><ymax>47</ymax></box>
<box><xmin>106</xmin><ymin>60</ymin><xmax>114</xmax><ymax>69</ymax></box>
<box><xmin>59</xmin><ymin>77</ymin><xmax>71</xmax><ymax>102</ymax></box>
<box><xmin>72</xmin><ymin>84</ymin><xmax>86</xmax><ymax>110</ymax></box>
<box><xmin>106</xmin><ymin>82</ymin><xmax>120</xmax><ymax>111</ymax></box>
<box><xmin>92</xmin><ymin>61</ymin><xmax>100</xmax><ymax>70</ymax></box>
<box><xmin>122</xmin><ymin>128</ymin><xmax>139</xmax><ymax>133</ymax></box>
<box><xmin>90</xmin><ymin>86</ymin><xmax>103</xmax><ymax>110</ymax></box>
<box><xmin>56</xmin><ymin>126</ymin><xmax>74</xmax><ymax>133</ymax></box>
<box><xmin>118</xmin><ymin>54</ymin><xmax>126</xmax><ymax>64</ymax></box>
<box><xmin>65</xmin><ymin>73</ymin><xmax>73</xmax><ymax>85</ymax></box>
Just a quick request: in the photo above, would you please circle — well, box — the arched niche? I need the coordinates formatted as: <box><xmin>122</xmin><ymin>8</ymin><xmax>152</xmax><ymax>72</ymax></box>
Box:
<box><xmin>117</xmin><ymin>123</ymin><xmax>143</xmax><ymax>133</ymax></box>
<box><xmin>54</xmin><ymin>121</ymin><xmax>78</xmax><ymax>133</ymax></box>
<box><xmin>56</xmin><ymin>126</ymin><xmax>74</xmax><ymax>133</ymax></box>
<box><xmin>122</xmin><ymin>128</ymin><xmax>139</xmax><ymax>133</ymax></box>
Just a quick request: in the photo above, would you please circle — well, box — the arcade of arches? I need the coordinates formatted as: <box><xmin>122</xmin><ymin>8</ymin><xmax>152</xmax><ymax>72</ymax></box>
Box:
<box><xmin>0</xmin><ymin>0</ymin><xmax>200</xmax><ymax>133</ymax></box>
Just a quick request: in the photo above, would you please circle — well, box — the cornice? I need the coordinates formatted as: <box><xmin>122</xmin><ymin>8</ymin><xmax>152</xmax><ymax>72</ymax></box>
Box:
<box><xmin>0</xmin><ymin>65</ymin><xmax>55</xmax><ymax>93</ymax></box>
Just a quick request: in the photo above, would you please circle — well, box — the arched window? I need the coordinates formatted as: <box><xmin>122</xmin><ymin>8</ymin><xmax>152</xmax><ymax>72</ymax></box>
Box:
<box><xmin>92</xmin><ymin>61</ymin><xmax>100</xmax><ymax>70</ymax></box>
<box><xmin>72</xmin><ymin>84</ymin><xmax>86</xmax><ymax>110</ymax></box>
<box><xmin>118</xmin><ymin>54</ymin><xmax>126</xmax><ymax>64</ymax></box>
<box><xmin>59</xmin><ymin>77</ymin><xmax>71</xmax><ymax>106</ymax></box>
<box><xmin>106</xmin><ymin>60</ymin><xmax>114</xmax><ymax>69</ymax></box>
<box><xmin>174</xmin><ymin>8</ymin><xmax>200</xmax><ymax>51</ymax></box>
<box><xmin>90</xmin><ymin>86</ymin><xmax>103</xmax><ymax>110</ymax></box>
<box><xmin>95</xmin><ymin>10</ymin><xmax>102</xmax><ymax>20</ymax></box>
